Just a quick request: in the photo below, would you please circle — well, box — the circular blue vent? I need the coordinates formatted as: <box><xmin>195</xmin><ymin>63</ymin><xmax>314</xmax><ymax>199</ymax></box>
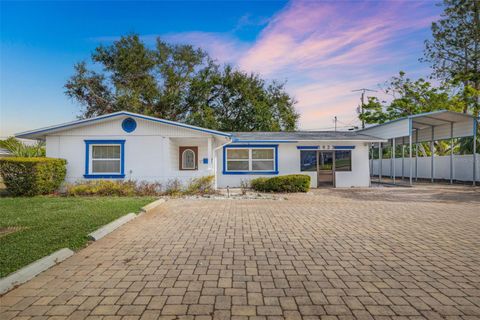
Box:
<box><xmin>122</xmin><ymin>117</ymin><xmax>137</xmax><ymax>133</ymax></box>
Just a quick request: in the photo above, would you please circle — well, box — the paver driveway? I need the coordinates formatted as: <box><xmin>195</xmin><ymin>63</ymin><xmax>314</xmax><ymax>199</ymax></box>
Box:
<box><xmin>1</xmin><ymin>186</ymin><xmax>480</xmax><ymax>320</ymax></box>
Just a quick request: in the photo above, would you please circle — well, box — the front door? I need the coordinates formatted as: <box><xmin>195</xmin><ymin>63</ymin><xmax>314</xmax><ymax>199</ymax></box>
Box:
<box><xmin>317</xmin><ymin>151</ymin><xmax>335</xmax><ymax>186</ymax></box>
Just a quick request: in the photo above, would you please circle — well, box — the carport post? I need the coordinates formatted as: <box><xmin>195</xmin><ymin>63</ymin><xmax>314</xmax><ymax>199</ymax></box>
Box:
<box><xmin>379</xmin><ymin>142</ymin><xmax>383</xmax><ymax>182</ymax></box>
<box><xmin>392</xmin><ymin>138</ymin><xmax>396</xmax><ymax>184</ymax></box>
<box><xmin>409</xmin><ymin>131</ymin><xmax>413</xmax><ymax>186</ymax></box>
<box><xmin>431</xmin><ymin>126</ymin><xmax>435</xmax><ymax>183</ymax></box>
<box><xmin>474</xmin><ymin>118</ymin><xmax>477</xmax><ymax>187</ymax></box>
<box><xmin>415</xmin><ymin>129</ymin><xmax>418</xmax><ymax>181</ymax></box>
<box><xmin>370</xmin><ymin>145</ymin><xmax>374</xmax><ymax>178</ymax></box>
<box><xmin>402</xmin><ymin>141</ymin><xmax>405</xmax><ymax>180</ymax></box>
<box><xmin>450</xmin><ymin>122</ymin><xmax>454</xmax><ymax>184</ymax></box>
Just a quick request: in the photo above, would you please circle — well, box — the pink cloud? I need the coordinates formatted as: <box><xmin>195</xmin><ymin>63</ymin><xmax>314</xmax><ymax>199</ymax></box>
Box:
<box><xmin>125</xmin><ymin>0</ymin><xmax>439</xmax><ymax>130</ymax></box>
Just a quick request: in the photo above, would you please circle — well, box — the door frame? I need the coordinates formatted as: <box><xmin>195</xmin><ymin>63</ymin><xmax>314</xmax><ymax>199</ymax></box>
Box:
<box><xmin>316</xmin><ymin>150</ymin><xmax>336</xmax><ymax>187</ymax></box>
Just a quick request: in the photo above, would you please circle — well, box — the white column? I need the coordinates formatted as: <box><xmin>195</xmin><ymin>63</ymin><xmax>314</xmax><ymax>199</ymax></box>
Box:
<box><xmin>379</xmin><ymin>142</ymin><xmax>383</xmax><ymax>182</ymax></box>
<box><xmin>392</xmin><ymin>138</ymin><xmax>396</xmax><ymax>184</ymax></box>
<box><xmin>431</xmin><ymin>127</ymin><xmax>435</xmax><ymax>183</ymax></box>
<box><xmin>450</xmin><ymin>122</ymin><xmax>454</xmax><ymax>184</ymax></box>
<box><xmin>415</xmin><ymin>129</ymin><xmax>418</xmax><ymax>182</ymax></box>
<box><xmin>409</xmin><ymin>128</ymin><xmax>413</xmax><ymax>186</ymax></box>
<box><xmin>207</xmin><ymin>137</ymin><xmax>213</xmax><ymax>171</ymax></box>
<box><xmin>474</xmin><ymin>118</ymin><xmax>477</xmax><ymax>187</ymax></box>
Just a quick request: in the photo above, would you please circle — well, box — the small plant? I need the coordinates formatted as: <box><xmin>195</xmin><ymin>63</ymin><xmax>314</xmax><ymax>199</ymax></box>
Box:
<box><xmin>240</xmin><ymin>179</ymin><xmax>250</xmax><ymax>195</ymax></box>
<box><xmin>184</xmin><ymin>175</ymin><xmax>215</xmax><ymax>195</ymax></box>
<box><xmin>135</xmin><ymin>181</ymin><xmax>163</xmax><ymax>196</ymax></box>
<box><xmin>66</xmin><ymin>180</ymin><xmax>163</xmax><ymax>196</ymax></box>
<box><xmin>250</xmin><ymin>175</ymin><xmax>310</xmax><ymax>193</ymax></box>
<box><xmin>0</xmin><ymin>157</ymin><xmax>67</xmax><ymax>196</ymax></box>
<box><xmin>164</xmin><ymin>179</ymin><xmax>182</xmax><ymax>197</ymax></box>
<box><xmin>67</xmin><ymin>180</ymin><xmax>136</xmax><ymax>196</ymax></box>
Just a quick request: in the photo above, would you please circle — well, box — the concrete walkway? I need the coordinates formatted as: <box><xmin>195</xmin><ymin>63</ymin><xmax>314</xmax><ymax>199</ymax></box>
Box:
<box><xmin>1</xmin><ymin>186</ymin><xmax>479</xmax><ymax>319</ymax></box>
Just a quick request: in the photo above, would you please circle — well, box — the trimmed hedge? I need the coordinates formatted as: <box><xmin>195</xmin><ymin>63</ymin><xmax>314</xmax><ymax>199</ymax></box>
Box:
<box><xmin>250</xmin><ymin>174</ymin><xmax>311</xmax><ymax>193</ymax></box>
<box><xmin>0</xmin><ymin>157</ymin><xmax>67</xmax><ymax>196</ymax></box>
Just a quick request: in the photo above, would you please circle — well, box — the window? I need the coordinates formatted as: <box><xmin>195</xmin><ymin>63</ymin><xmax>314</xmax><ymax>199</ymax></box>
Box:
<box><xmin>335</xmin><ymin>150</ymin><xmax>352</xmax><ymax>171</ymax></box>
<box><xmin>300</xmin><ymin>151</ymin><xmax>317</xmax><ymax>171</ymax></box>
<box><xmin>84</xmin><ymin>140</ymin><xmax>125</xmax><ymax>178</ymax></box>
<box><xmin>92</xmin><ymin>145</ymin><xmax>121</xmax><ymax>173</ymax></box>
<box><xmin>179</xmin><ymin>147</ymin><xmax>198</xmax><ymax>170</ymax></box>
<box><xmin>224</xmin><ymin>145</ymin><xmax>277</xmax><ymax>174</ymax></box>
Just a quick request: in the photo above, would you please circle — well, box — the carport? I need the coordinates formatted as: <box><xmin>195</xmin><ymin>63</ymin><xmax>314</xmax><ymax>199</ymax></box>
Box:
<box><xmin>359</xmin><ymin>110</ymin><xmax>478</xmax><ymax>186</ymax></box>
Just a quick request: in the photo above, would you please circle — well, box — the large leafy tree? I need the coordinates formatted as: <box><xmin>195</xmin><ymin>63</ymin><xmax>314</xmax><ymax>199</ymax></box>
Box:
<box><xmin>65</xmin><ymin>34</ymin><xmax>299</xmax><ymax>131</ymax></box>
<box><xmin>422</xmin><ymin>0</ymin><xmax>480</xmax><ymax>116</ymax></box>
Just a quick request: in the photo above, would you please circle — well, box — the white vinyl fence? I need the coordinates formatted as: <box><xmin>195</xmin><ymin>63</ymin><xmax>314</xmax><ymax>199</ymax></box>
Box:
<box><xmin>371</xmin><ymin>154</ymin><xmax>479</xmax><ymax>182</ymax></box>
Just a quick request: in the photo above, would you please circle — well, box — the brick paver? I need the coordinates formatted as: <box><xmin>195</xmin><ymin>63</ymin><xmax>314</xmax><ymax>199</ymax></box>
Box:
<box><xmin>1</xmin><ymin>185</ymin><xmax>479</xmax><ymax>319</ymax></box>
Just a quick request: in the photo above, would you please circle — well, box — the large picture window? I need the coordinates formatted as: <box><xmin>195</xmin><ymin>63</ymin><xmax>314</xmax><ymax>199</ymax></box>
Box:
<box><xmin>335</xmin><ymin>150</ymin><xmax>352</xmax><ymax>171</ymax></box>
<box><xmin>84</xmin><ymin>140</ymin><xmax>125</xmax><ymax>178</ymax></box>
<box><xmin>224</xmin><ymin>145</ymin><xmax>277</xmax><ymax>174</ymax></box>
<box><xmin>300</xmin><ymin>151</ymin><xmax>317</xmax><ymax>171</ymax></box>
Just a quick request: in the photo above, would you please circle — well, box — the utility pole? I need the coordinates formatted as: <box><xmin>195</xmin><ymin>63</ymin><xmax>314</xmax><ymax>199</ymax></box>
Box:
<box><xmin>334</xmin><ymin>116</ymin><xmax>337</xmax><ymax>132</ymax></box>
<box><xmin>352</xmin><ymin>88</ymin><xmax>376</xmax><ymax>129</ymax></box>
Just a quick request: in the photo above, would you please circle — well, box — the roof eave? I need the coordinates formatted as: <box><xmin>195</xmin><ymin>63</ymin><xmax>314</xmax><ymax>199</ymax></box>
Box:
<box><xmin>15</xmin><ymin>111</ymin><xmax>232</xmax><ymax>139</ymax></box>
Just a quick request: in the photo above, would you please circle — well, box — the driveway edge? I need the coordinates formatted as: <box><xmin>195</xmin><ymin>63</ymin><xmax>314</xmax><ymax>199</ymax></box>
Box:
<box><xmin>140</xmin><ymin>198</ymin><xmax>166</xmax><ymax>214</ymax></box>
<box><xmin>88</xmin><ymin>212</ymin><xmax>137</xmax><ymax>241</ymax></box>
<box><xmin>0</xmin><ymin>248</ymin><xmax>74</xmax><ymax>295</ymax></box>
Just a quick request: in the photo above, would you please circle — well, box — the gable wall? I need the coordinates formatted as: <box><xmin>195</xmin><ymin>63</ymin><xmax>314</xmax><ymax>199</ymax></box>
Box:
<box><xmin>49</xmin><ymin>116</ymin><xmax>212</xmax><ymax>138</ymax></box>
<box><xmin>45</xmin><ymin>116</ymin><xmax>220</xmax><ymax>184</ymax></box>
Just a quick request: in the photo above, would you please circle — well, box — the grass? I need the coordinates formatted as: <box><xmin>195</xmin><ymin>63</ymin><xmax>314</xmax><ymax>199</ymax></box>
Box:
<box><xmin>0</xmin><ymin>196</ymin><xmax>156</xmax><ymax>277</ymax></box>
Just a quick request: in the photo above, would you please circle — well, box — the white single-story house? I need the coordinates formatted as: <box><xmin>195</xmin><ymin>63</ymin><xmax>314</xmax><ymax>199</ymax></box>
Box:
<box><xmin>16</xmin><ymin>111</ymin><xmax>385</xmax><ymax>188</ymax></box>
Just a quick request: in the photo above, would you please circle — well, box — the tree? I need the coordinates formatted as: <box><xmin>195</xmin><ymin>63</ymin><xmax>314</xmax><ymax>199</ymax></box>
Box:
<box><xmin>422</xmin><ymin>0</ymin><xmax>480</xmax><ymax>116</ymax></box>
<box><xmin>0</xmin><ymin>137</ymin><xmax>45</xmax><ymax>157</ymax></box>
<box><xmin>359</xmin><ymin>71</ymin><xmax>464</xmax><ymax>124</ymax></box>
<box><xmin>65</xmin><ymin>34</ymin><xmax>299</xmax><ymax>131</ymax></box>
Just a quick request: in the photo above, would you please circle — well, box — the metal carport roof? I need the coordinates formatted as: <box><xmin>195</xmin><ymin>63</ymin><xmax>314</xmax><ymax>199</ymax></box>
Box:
<box><xmin>358</xmin><ymin>110</ymin><xmax>478</xmax><ymax>186</ymax></box>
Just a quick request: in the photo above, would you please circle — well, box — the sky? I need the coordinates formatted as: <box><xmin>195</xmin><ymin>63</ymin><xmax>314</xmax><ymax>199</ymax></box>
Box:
<box><xmin>0</xmin><ymin>0</ymin><xmax>442</xmax><ymax>137</ymax></box>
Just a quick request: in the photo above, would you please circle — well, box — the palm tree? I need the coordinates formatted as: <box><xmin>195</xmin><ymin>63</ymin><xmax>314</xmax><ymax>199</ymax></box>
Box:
<box><xmin>0</xmin><ymin>137</ymin><xmax>45</xmax><ymax>157</ymax></box>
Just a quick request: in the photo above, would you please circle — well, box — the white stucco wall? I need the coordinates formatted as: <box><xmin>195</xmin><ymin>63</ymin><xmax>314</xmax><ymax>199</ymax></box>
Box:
<box><xmin>215</xmin><ymin>141</ymin><xmax>371</xmax><ymax>188</ymax></box>
<box><xmin>45</xmin><ymin>116</ymin><xmax>225</xmax><ymax>186</ymax></box>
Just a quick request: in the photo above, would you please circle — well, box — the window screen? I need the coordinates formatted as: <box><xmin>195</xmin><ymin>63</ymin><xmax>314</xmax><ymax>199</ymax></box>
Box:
<box><xmin>226</xmin><ymin>148</ymin><xmax>275</xmax><ymax>172</ymax></box>
<box><xmin>91</xmin><ymin>145</ymin><xmax>121</xmax><ymax>173</ymax></box>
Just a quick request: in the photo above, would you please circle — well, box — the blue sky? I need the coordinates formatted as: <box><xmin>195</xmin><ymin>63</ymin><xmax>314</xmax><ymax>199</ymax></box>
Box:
<box><xmin>0</xmin><ymin>1</ymin><xmax>441</xmax><ymax>137</ymax></box>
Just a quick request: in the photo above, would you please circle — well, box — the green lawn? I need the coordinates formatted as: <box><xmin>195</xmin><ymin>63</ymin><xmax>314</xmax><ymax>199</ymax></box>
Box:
<box><xmin>0</xmin><ymin>196</ymin><xmax>156</xmax><ymax>277</ymax></box>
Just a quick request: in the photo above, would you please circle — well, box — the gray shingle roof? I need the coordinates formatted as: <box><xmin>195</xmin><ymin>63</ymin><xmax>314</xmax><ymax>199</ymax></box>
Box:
<box><xmin>231</xmin><ymin>131</ymin><xmax>383</xmax><ymax>141</ymax></box>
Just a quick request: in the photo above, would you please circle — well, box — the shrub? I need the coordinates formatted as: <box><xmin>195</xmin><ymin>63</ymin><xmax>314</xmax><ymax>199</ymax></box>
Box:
<box><xmin>250</xmin><ymin>174</ymin><xmax>310</xmax><ymax>193</ymax></box>
<box><xmin>184</xmin><ymin>175</ymin><xmax>215</xmax><ymax>195</ymax></box>
<box><xmin>164</xmin><ymin>179</ymin><xmax>182</xmax><ymax>196</ymax></box>
<box><xmin>135</xmin><ymin>181</ymin><xmax>163</xmax><ymax>196</ymax></box>
<box><xmin>66</xmin><ymin>180</ymin><xmax>136</xmax><ymax>196</ymax></box>
<box><xmin>0</xmin><ymin>157</ymin><xmax>67</xmax><ymax>196</ymax></box>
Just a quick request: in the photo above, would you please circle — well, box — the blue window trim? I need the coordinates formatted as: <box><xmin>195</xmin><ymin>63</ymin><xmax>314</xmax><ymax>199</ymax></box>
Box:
<box><xmin>296</xmin><ymin>146</ymin><xmax>319</xmax><ymax>150</ymax></box>
<box><xmin>223</xmin><ymin>144</ymin><xmax>278</xmax><ymax>175</ymax></box>
<box><xmin>334</xmin><ymin>146</ymin><xmax>355</xmax><ymax>150</ymax></box>
<box><xmin>84</xmin><ymin>140</ymin><xmax>125</xmax><ymax>179</ymax></box>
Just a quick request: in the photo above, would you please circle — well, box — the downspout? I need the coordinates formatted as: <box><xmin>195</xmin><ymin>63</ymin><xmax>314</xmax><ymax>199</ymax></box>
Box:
<box><xmin>213</xmin><ymin>136</ymin><xmax>233</xmax><ymax>190</ymax></box>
